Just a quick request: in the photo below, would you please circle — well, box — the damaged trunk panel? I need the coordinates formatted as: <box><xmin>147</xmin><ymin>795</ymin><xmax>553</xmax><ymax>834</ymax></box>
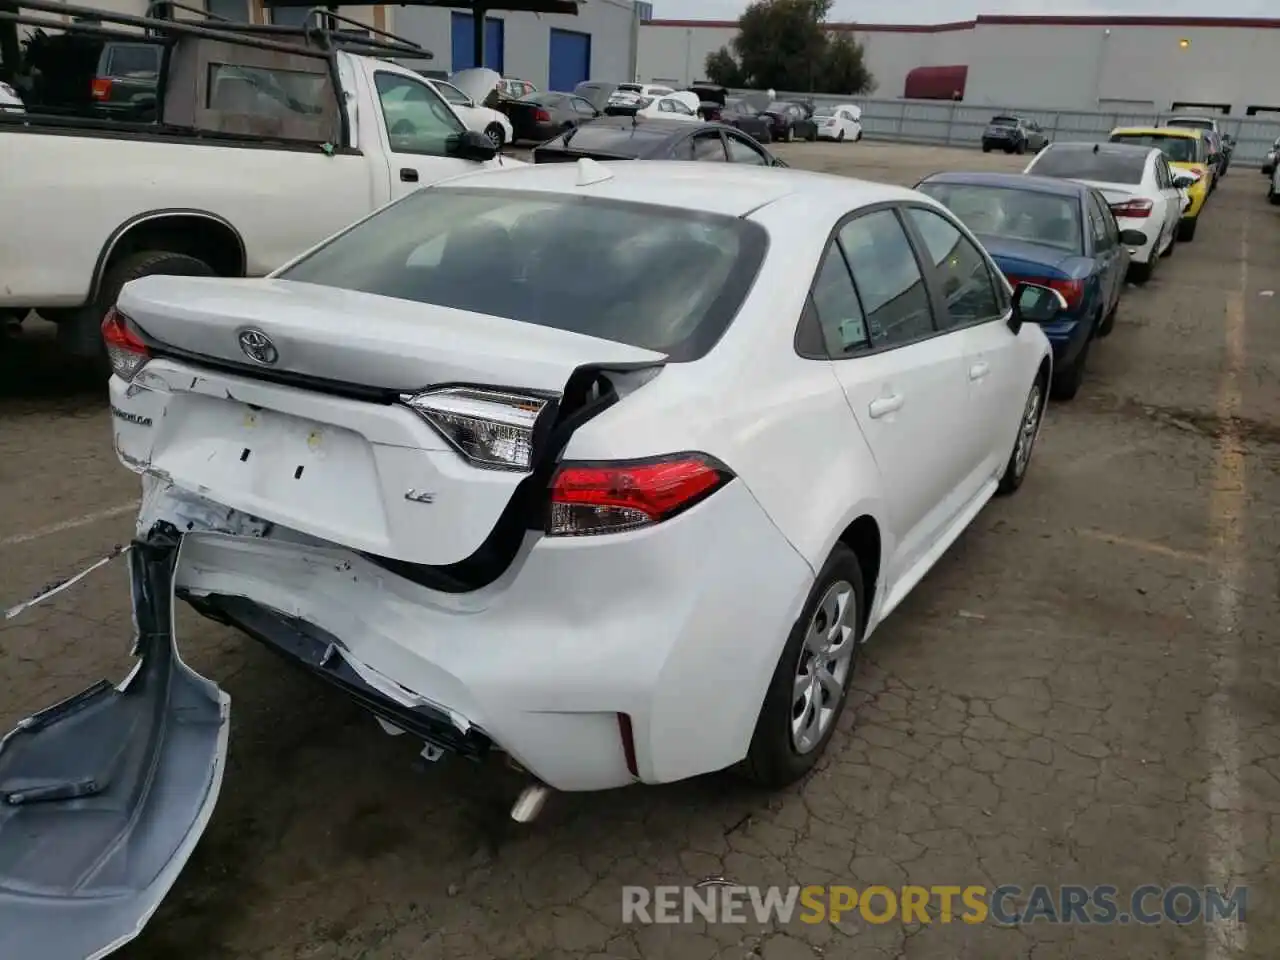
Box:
<box><xmin>0</xmin><ymin>525</ymin><xmax>229</xmax><ymax>960</ymax></box>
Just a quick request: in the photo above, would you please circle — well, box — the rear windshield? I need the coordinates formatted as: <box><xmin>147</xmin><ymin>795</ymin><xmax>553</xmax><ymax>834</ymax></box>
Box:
<box><xmin>990</xmin><ymin>115</ymin><xmax>1018</xmax><ymax>126</ymax></box>
<box><xmin>1110</xmin><ymin>133</ymin><xmax>1197</xmax><ymax>163</ymax></box>
<box><xmin>552</xmin><ymin>124</ymin><xmax>663</xmax><ymax>152</ymax></box>
<box><xmin>1031</xmin><ymin>147</ymin><xmax>1146</xmax><ymax>184</ymax></box>
<box><xmin>277</xmin><ymin>188</ymin><xmax>769</xmax><ymax>361</ymax></box>
<box><xmin>521</xmin><ymin>91</ymin><xmax>561</xmax><ymax>105</ymax></box>
<box><xmin>616</xmin><ymin>84</ymin><xmax>643</xmax><ymax>93</ymax></box>
<box><xmin>917</xmin><ymin>182</ymin><xmax>1083</xmax><ymax>254</ymax></box>
<box><xmin>1166</xmin><ymin>118</ymin><xmax>1212</xmax><ymax>131</ymax></box>
<box><xmin>105</xmin><ymin>43</ymin><xmax>161</xmax><ymax>78</ymax></box>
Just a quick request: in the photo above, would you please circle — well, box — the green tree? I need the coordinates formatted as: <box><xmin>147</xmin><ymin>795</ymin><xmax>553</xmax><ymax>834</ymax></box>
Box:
<box><xmin>704</xmin><ymin>47</ymin><xmax>744</xmax><ymax>88</ymax></box>
<box><xmin>704</xmin><ymin>0</ymin><xmax>875</xmax><ymax>96</ymax></box>
<box><xmin>818</xmin><ymin>32</ymin><xmax>874</xmax><ymax>96</ymax></box>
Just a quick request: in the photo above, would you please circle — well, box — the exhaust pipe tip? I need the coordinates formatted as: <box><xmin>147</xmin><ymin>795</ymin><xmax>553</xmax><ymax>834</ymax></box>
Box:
<box><xmin>510</xmin><ymin>783</ymin><xmax>551</xmax><ymax>823</ymax></box>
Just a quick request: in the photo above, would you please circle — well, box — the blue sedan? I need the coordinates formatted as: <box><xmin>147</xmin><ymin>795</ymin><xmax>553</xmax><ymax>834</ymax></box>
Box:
<box><xmin>914</xmin><ymin>171</ymin><xmax>1139</xmax><ymax>400</ymax></box>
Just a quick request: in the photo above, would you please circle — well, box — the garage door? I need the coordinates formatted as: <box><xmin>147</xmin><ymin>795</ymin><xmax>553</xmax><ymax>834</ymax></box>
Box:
<box><xmin>548</xmin><ymin>28</ymin><xmax>591</xmax><ymax>93</ymax></box>
<box><xmin>451</xmin><ymin>13</ymin><xmax>505</xmax><ymax>74</ymax></box>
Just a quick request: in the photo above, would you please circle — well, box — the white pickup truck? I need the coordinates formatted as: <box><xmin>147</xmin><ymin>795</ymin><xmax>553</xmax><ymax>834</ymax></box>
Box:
<box><xmin>0</xmin><ymin>1</ymin><xmax>520</xmax><ymax>362</ymax></box>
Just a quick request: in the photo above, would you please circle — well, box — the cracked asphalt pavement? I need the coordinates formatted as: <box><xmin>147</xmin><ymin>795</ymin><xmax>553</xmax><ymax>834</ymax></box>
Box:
<box><xmin>1</xmin><ymin>143</ymin><xmax>1278</xmax><ymax>960</ymax></box>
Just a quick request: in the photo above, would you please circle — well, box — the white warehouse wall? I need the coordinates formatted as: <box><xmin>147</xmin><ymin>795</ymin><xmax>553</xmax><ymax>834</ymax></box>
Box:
<box><xmin>391</xmin><ymin>0</ymin><xmax>636</xmax><ymax>89</ymax></box>
<box><xmin>640</xmin><ymin>15</ymin><xmax>1280</xmax><ymax>116</ymax></box>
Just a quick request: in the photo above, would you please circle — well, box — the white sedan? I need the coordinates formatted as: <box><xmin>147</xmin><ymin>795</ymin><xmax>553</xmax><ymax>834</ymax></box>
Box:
<box><xmin>0</xmin><ymin>80</ymin><xmax>24</xmax><ymax>114</ymax></box>
<box><xmin>4</xmin><ymin>159</ymin><xmax>1059</xmax><ymax>957</ymax></box>
<box><xmin>429</xmin><ymin>70</ymin><xmax>513</xmax><ymax>148</ymax></box>
<box><xmin>815</xmin><ymin>103</ymin><xmax>862</xmax><ymax>142</ymax></box>
<box><xmin>1024</xmin><ymin>140</ymin><xmax>1189</xmax><ymax>283</ymax></box>
<box><xmin>635</xmin><ymin>91</ymin><xmax>701</xmax><ymax>122</ymax></box>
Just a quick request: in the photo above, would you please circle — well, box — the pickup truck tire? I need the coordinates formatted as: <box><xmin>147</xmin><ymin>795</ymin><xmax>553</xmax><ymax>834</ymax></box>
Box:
<box><xmin>61</xmin><ymin>250</ymin><xmax>215</xmax><ymax>372</ymax></box>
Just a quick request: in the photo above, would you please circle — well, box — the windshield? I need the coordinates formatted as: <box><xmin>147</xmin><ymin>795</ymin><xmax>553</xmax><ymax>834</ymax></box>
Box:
<box><xmin>277</xmin><ymin>188</ymin><xmax>769</xmax><ymax>360</ymax></box>
<box><xmin>1031</xmin><ymin>147</ymin><xmax>1146</xmax><ymax>184</ymax></box>
<box><xmin>917</xmin><ymin>183</ymin><xmax>1084</xmax><ymax>254</ymax></box>
<box><xmin>1110</xmin><ymin>133</ymin><xmax>1196</xmax><ymax>163</ymax></box>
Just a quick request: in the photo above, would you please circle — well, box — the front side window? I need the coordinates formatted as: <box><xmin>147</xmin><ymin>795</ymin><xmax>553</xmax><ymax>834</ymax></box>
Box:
<box><xmin>375</xmin><ymin>72</ymin><xmax>465</xmax><ymax>156</ymax></box>
<box><xmin>1087</xmin><ymin>194</ymin><xmax>1111</xmax><ymax>249</ymax></box>
<box><xmin>837</xmin><ymin>210</ymin><xmax>935</xmax><ymax>349</ymax></box>
<box><xmin>905</xmin><ymin>207</ymin><xmax>1004</xmax><ymax>330</ymax></box>
<box><xmin>689</xmin><ymin>132</ymin><xmax>726</xmax><ymax>161</ymax></box>
<box><xmin>277</xmin><ymin>187</ymin><xmax>768</xmax><ymax>361</ymax></box>
<box><xmin>725</xmin><ymin>133</ymin><xmax>767</xmax><ymax>165</ymax></box>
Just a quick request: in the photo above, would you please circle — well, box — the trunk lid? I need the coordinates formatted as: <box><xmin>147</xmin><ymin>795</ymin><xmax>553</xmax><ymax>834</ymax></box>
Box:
<box><xmin>113</xmin><ymin>276</ymin><xmax>665</xmax><ymax>568</ymax></box>
<box><xmin>1066</xmin><ymin>178</ymin><xmax>1139</xmax><ymax>205</ymax></box>
<box><xmin>975</xmin><ymin>235</ymin><xmax>1083</xmax><ymax>278</ymax></box>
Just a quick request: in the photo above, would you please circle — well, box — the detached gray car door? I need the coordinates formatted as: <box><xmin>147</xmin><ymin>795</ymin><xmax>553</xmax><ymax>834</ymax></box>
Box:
<box><xmin>0</xmin><ymin>531</ymin><xmax>230</xmax><ymax>959</ymax></box>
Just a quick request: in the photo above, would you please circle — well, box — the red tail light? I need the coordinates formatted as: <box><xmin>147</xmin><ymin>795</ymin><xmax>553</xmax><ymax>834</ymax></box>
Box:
<box><xmin>1109</xmin><ymin>198</ymin><xmax>1153</xmax><ymax>218</ymax></box>
<box><xmin>102</xmin><ymin>307</ymin><xmax>150</xmax><ymax>381</ymax></box>
<box><xmin>547</xmin><ymin>455</ymin><xmax>733</xmax><ymax>536</ymax></box>
<box><xmin>1005</xmin><ymin>276</ymin><xmax>1084</xmax><ymax>312</ymax></box>
<box><xmin>533</xmin><ymin>108</ymin><xmax>551</xmax><ymax>122</ymax></box>
<box><xmin>91</xmin><ymin>77</ymin><xmax>112</xmax><ymax>101</ymax></box>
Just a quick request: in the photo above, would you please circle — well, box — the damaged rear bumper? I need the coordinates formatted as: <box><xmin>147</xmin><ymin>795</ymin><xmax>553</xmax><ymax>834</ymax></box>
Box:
<box><xmin>0</xmin><ymin>527</ymin><xmax>229</xmax><ymax>960</ymax></box>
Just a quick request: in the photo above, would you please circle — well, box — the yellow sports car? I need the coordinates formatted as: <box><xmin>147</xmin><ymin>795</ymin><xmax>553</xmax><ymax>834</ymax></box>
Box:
<box><xmin>1109</xmin><ymin>126</ymin><xmax>1211</xmax><ymax>241</ymax></box>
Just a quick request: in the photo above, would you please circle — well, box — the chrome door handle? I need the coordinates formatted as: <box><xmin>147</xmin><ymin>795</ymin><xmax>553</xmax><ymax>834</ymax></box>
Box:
<box><xmin>868</xmin><ymin>394</ymin><xmax>904</xmax><ymax>419</ymax></box>
<box><xmin>969</xmin><ymin>361</ymin><xmax>990</xmax><ymax>381</ymax></box>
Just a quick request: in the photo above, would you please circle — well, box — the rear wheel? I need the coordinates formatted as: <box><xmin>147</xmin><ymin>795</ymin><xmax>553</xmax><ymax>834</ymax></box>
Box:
<box><xmin>854</xmin><ymin>129</ymin><xmax>862</xmax><ymax>142</ymax></box>
<box><xmin>483</xmin><ymin>123</ymin><xmax>505</xmax><ymax>148</ymax></box>
<box><xmin>59</xmin><ymin>250</ymin><xmax>215</xmax><ymax>374</ymax></box>
<box><xmin>836</xmin><ymin>129</ymin><xmax>845</xmax><ymax>142</ymax></box>
<box><xmin>740</xmin><ymin>545</ymin><xmax>864</xmax><ymax>787</ymax></box>
<box><xmin>982</xmin><ymin>142</ymin><xmax>992</xmax><ymax>153</ymax></box>
<box><xmin>1269</xmin><ymin>182</ymin><xmax>1280</xmax><ymax>205</ymax></box>
<box><xmin>1015</xmin><ymin>139</ymin><xmax>1027</xmax><ymax>155</ymax></box>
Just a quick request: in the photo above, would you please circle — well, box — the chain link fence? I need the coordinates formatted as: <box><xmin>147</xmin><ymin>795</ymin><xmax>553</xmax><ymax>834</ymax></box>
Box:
<box><xmin>730</xmin><ymin>90</ymin><xmax>1280</xmax><ymax>166</ymax></box>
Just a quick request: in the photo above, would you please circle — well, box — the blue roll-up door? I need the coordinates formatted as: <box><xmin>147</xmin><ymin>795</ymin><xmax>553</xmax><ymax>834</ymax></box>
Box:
<box><xmin>450</xmin><ymin>13</ymin><xmax>505</xmax><ymax>74</ymax></box>
<box><xmin>548</xmin><ymin>28</ymin><xmax>591</xmax><ymax>92</ymax></box>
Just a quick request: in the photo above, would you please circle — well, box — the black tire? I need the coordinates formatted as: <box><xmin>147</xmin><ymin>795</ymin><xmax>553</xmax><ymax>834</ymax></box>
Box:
<box><xmin>1051</xmin><ymin>326</ymin><xmax>1093</xmax><ymax>401</ymax></box>
<box><xmin>806</xmin><ymin>128</ymin><xmax>817</xmax><ymax>142</ymax></box>
<box><xmin>740</xmin><ymin>544</ymin><xmax>865</xmax><ymax>788</ymax></box>
<box><xmin>996</xmin><ymin>372</ymin><xmax>1047</xmax><ymax>495</ymax></box>
<box><xmin>59</xmin><ymin>250</ymin><xmax>216</xmax><ymax>370</ymax></box>
<box><xmin>1177</xmin><ymin>216</ymin><xmax>1199</xmax><ymax>241</ymax></box>
<box><xmin>982</xmin><ymin>142</ymin><xmax>992</xmax><ymax>153</ymax></box>
<box><xmin>1269</xmin><ymin>184</ymin><xmax>1280</xmax><ymax>206</ymax></box>
<box><xmin>1127</xmin><ymin>258</ymin><xmax>1153</xmax><ymax>286</ymax></box>
<box><xmin>483</xmin><ymin>123</ymin><xmax>505</xmax><ymax>148</ymax></box>
<box><xmin>1004</xmin><ymin>144</ymin><xmax>1015</xmax><ymax>154</ymax></box>
<box><xmin>836</xmin><ymin>129</ymin><xmax>845</xmax><ymax>142</ymax></box>
<box><xmin>1015</xmin><ymin>139</ymin><xmax>1027</xmax><ymax>155</ymax></box>
<box><xmin>854</xmin><ymin>129</ymin><xmax>862</xmax><ymax>142</ymax></box>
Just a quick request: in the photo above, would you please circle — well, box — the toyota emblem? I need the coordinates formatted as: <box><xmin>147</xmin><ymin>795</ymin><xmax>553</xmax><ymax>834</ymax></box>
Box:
<box><xmin>238</xmin><ymin>328</ymin><xmax>278</xmax><ymax>366</ymax></box>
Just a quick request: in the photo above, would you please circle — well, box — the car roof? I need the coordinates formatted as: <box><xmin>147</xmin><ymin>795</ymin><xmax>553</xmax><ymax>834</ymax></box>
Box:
<box><xmin>1112</xmin><ymin>126</ymin><xmax>1201</xmax><ymax>139</ymax></box>
<box><xmin>918</xmin><ymin>170</ymin><xmax>1090</xmax><ymax>197</ymax></box>
<box><xmin>437</xmin><ymin>159</ymin><xmax>921</xmax><ymax>220</ymax></box>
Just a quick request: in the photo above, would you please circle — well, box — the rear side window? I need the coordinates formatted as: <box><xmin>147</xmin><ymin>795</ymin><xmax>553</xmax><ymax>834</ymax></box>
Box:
<box><xmin>1032</xmin><ymin>147</ymin><xmax>1146</xmax><ymax>184</ymax></box>
<box><xmin>837</xmin><ymin>210</ymin><xmax>934</xmax><ymax>349</ymax></box>
<box><xmin>278</xmin><ymin>187</ymin><xmax>769</xmax><ymax>361</ymax></box>
<box><xmin>810</xmin><ymin>244</ymin><xmax>868</xmax><ymax>355</ymax></box>
<box><xmin>905</xmin><ymin>207</ymin><xmax>1004</xmax><ymax>329</ymax></box>
<box><xmin>105</xmin><ymin>44</ymin><xmax>161</xmax><ymax>78</ymax></box>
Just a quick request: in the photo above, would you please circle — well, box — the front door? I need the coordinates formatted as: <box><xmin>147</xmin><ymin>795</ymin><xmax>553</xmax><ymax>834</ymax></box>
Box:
<box><xmin>902</xmin><ymin>204</ymin><xmax>1024</xmax><ymax>485</ymax></box>
<box><xmin>371</xmin><ymin>69</ymin><xmax>481</xmax><ymax>201</ymax></box>
<box><xmin>824</xmin><ymin>207</ymin><xmax>976</xmax><ymax>584</ymax></box>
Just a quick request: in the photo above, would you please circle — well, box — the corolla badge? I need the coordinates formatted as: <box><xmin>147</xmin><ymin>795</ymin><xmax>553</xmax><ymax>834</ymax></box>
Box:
<box><xmin>238</xmin><ymin>328</ymin><xmax>278</xmax><ymax>365</ymax></box>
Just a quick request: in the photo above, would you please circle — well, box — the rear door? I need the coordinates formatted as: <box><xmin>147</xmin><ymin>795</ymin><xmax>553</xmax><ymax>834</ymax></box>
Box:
<box><xmin>1085</xmin><ymin>191</ymin><xmax>1122</xmax><ymax>316</ymax></box>
<box><xmin>1153</xmin><ymin>156</ymin><xmax>1181</xmax><ymax>250</ymax></box>
<box><xmin>370</xmin><ymin>68</ymin><xmax>482</xmax><ymax>199</ymax></box>
<box><xmin>822</xmin><ymin>206</ymin><xmax>977</xmax><ymax>585</ymax></box>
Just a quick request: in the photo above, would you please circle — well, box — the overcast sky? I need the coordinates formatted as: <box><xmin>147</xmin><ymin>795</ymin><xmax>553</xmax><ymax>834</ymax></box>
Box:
<box><xmin>656</xmin><ymin>0</ymin><xmax>1276</xmax><ymax>22</ymax></box>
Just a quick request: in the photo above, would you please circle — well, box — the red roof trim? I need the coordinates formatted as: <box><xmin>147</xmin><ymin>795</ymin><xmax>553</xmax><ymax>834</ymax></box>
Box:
<box><xmin>643</xmin><ymin>14</ymin><xmax>1280</xmax><ymax>31</ymax></box>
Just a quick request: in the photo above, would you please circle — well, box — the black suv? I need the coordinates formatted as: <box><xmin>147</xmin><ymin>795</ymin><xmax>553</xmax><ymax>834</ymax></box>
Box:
<box><xmin>981</xmin><ymin>114</ymin><xmax>1049</xmax><ymax>155</ymax></box>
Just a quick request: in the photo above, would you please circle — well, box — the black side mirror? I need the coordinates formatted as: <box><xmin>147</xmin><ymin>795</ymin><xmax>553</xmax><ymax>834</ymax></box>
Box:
<box><xmin>447</xmin><ymin>129</ymin><xmax>499</xmax><ymax>162</ymax></box>
<box><xmin>1009</xmin><ymin>281</ymin><xmax>1067</xmax><ymax>332</ymax></box>
<box><xmin>1119</xmin><ymin>229</ymin><xmax>1147</xmax><ymax>247</ymax></box>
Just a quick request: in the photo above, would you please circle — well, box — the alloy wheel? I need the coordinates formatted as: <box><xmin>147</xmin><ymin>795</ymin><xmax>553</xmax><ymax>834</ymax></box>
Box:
<box><xmin>791</xmin><ymin>580</ymin><xmax>857</xmax><ymax>753</ymax></box>
<box><xmin>1013</xmin><ymin>382</ymin><xmax>1043</xmax><ymax>477</ymax></box>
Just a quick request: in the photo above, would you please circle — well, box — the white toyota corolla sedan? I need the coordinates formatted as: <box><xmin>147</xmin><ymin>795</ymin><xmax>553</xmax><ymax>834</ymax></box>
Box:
<box><xmin>0</xmin><ymin>158</ymin><xmax>1060</xmax><ymax>959</ymax></box>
